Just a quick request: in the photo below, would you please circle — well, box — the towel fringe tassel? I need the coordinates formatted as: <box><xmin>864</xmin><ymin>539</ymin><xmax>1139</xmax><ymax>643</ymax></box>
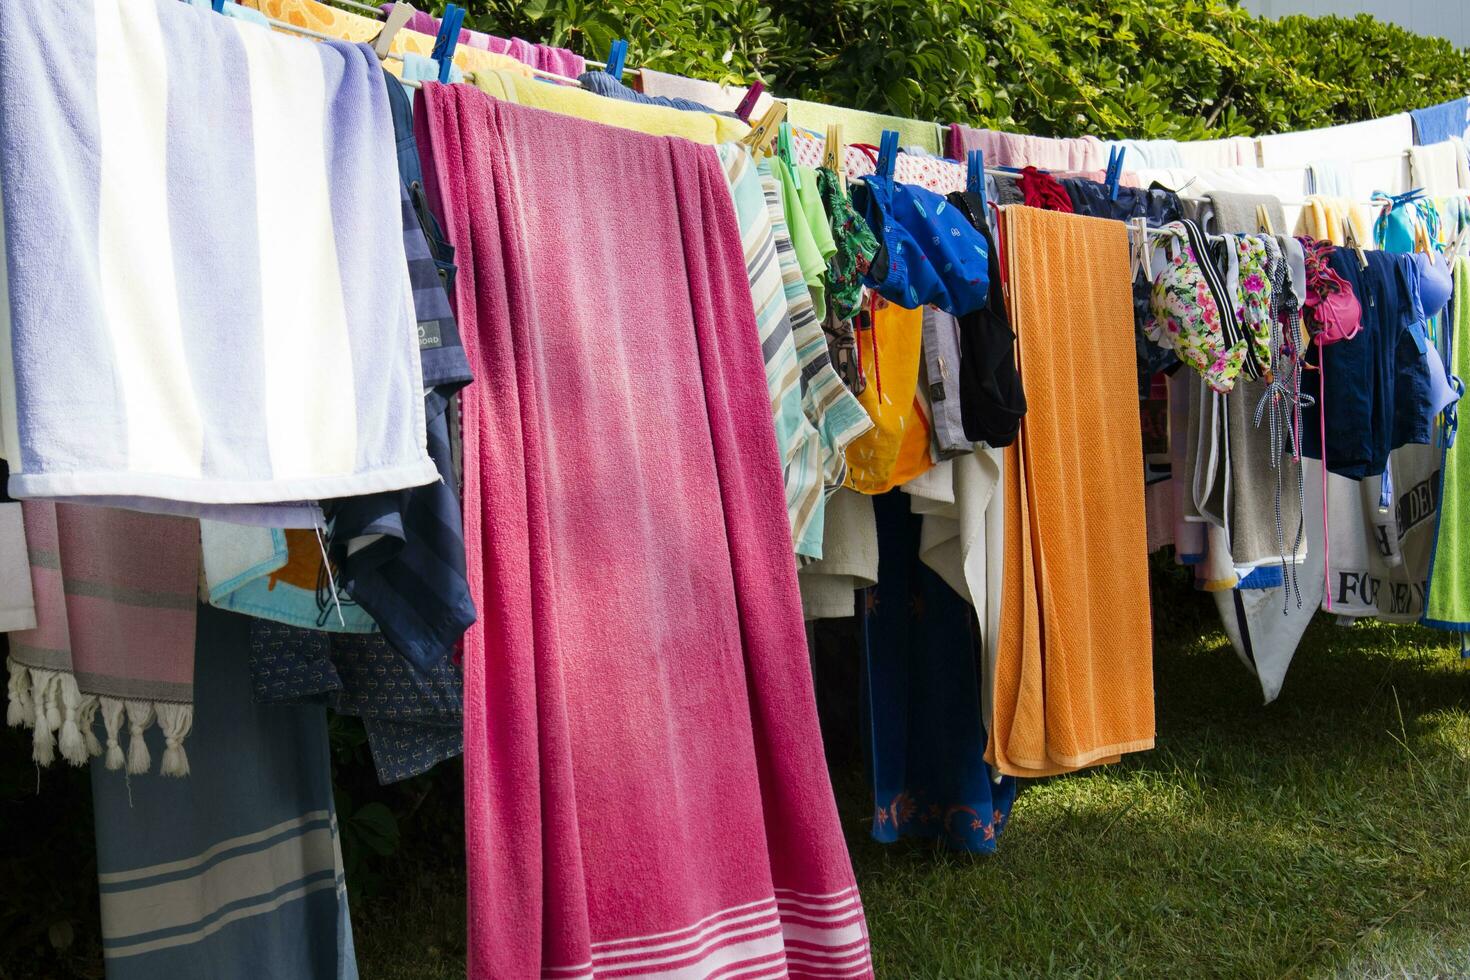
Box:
<box><xmin>155</xmin><ymin>702</ymin><xmax>193</xmax><ymax>778</ymax></box>
<box><xmin>124</xmin><ymin>700</ymin><xmax>155</xmax><ymax>775</ymax></box>
<box><xmin>6</xmin><ymin>657</ymin><xmax>33</xmax><ymax>728</ymax></box>
<box><xmin>101</xmin><ymin>697</ymin><xmax>126</xmax><ymax>771</ymax></box>
<box><xmin>56</xmin><ymin>673</ymin><xmax>88</xmax><ymax>766</ymax></box>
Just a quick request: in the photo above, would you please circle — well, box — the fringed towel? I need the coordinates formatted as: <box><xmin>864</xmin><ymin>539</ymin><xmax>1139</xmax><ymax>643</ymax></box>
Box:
<box><xmin>417</xmin><ymin>84</ymin><xmax>871</xmax><ymax>978</ymax></box>
<box><xmin>90</xmin><ymin>606</ymin><xmax>356</xmax><ymax>979</ymax></box>
<box><xmin>988</xmin><ymin>206</ymin><xmax>1155</xmax><ymax>777</ymax></box>
<box><xmin>0</xmin><ymin>0</ymin><xmax>435</xmax><ymax>518</ymax></box>
<box><xmin>6</xmin><ymin>503</ymin><xmax>199</xmax><ymax>776</ymax></box>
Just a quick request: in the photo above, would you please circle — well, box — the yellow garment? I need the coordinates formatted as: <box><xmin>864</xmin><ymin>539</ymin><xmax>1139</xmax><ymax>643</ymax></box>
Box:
<box><xmin>843</xmin><ymin>299</ymin><xmax>928</xmax><ymax>494</ymax></box>
<box><xmin>472</xmin><ymin>70</ymin><xmax>748</xmax><ymax>145</ymax></box>
<box><xmin>244</xmin><ymin>0</ymin><xmax>532</xmax><ymax>80</ymax></box>
<box><xmin>1301</xmin><ymin>195</ymin><xmax>1374</xmax><ymax>246</ymax></box>
<box><xmin>987</xmin><ymin>206</ymin><xmax>1154</xmax><ymax>778</ymax></box>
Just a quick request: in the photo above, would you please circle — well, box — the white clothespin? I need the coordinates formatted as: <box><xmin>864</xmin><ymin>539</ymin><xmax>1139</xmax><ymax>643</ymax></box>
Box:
<box><xmin>373</xmin><ymin>2</ymin><xmax>415</xmax><ymax>60</ymax></box>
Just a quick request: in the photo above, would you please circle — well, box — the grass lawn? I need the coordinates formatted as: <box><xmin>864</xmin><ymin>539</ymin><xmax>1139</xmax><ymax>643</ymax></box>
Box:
<box><xmin>353</xmin><ymin>591</ymin><xmax>1470</xmax><ymax>979</ymax></box>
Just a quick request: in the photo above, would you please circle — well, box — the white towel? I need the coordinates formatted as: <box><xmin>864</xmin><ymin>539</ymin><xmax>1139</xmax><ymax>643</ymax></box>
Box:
<box><xmin>1409</xmin><ymin>142</ymin><xmax>1461</xmax><ymax>197</ymax></box>
<box><xmin>1257</xmin><ymin>114</ymin><xmax>1413</xmax><ymax>201</ymax></box>
<box><xmin>1175</xmin><ymin>136</ymin><xmax>1258</xmax><ymax>169</ymax></box>
<box><xmin>637</xmin><ymin>67</ymin><xmax>775</xmax><ymax>118</ymax></box>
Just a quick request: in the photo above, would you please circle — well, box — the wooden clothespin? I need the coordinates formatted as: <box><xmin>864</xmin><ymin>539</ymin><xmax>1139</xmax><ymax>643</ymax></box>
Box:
<box><xmin>1255</xmin><ymin>203</ymin><xmax>1275</xmax><ymax>236</ymax></box>
<box><xmin>739</xmin><ymin>102</ymin><xmax>786</xmax><ymax>158</ymax></box>
<box><xmin>430</xmin><ymin>4</ymin><xmax>464</xmax><ymax>84</ymax></box>
<box><xmin>1342</xmin><ymin>215</ymin><xmax>1368</xmax><ymax>269</ymax></box>
<box><xmin>605</xmin><ymin>39</ymin><xmax>628</xmax><ymax>82</ymax></box>
<box><xmin>373</xmin><ymin>2</ymin><xmax>415</xmax><ymax>60</ymax></box>
<box><xmin>823</xmin><ymin>123</ymin><xmax>845</xmax><ymax>189</ymax></box>
<box><xmin>733</xmin><ymin>82</ymin><xmax>765</xmax><ymax>124</ymax></box>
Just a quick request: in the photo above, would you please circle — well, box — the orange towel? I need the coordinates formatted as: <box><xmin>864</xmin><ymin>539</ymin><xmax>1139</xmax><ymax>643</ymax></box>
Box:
<box><xmin>986</xmin><ymin>206</ymin><xmax>1154</xmax><ymax>778</ymax></box>
<box><xmin>844</xmin><ymin>298</ymin><xmax>931</xmax><ymax>493</ymax></box>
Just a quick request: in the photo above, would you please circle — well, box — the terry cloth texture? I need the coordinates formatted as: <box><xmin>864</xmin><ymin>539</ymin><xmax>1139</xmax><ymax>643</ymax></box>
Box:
<box><xmin>717</xmin><ymin>144</ymin><xmax>822</xmax><ymax>558</ymax></box>
<box><xmin>988</xmin><ymin>206</ymin><xmax>1155</xmax><ymax>777</ymax></box>
<box><xmin>472</xmin><ymin>68</ymin><xmax>748</xmax><ymax>143</ymax></box>
<box><xmin>786</xmin><ymin>99</ymin><xmax>942</xmax><ymax>156</ymax></box>
<box><xmin>247</xmin><ymin>0</ymin><xmax>533</xmax><ymax>80</ymax></box>
<box><xmin>1203</xmin><ymin>192</ymin><xmax>1285</xmax><ymax>235</ymax></box>
<box><xmin>863</xmin><ymin>491</ymin><xmax>1017</xmax><ymax>853</ymax></box>
<box><xmin>416</xmin><ymin>84</ymin><xmax>870</xmax><ymax>979</ymax></box>
<box><xmin>89</xmin><ymin>606</ymin><xmax>356</xmax><ymax>980</ymax></box>
<box><xmin>0</xmin><ymin>0</ymin><xmax>436</xmax><ymax>516</ymax></box>
<box><xmin>206</xmin><ymin>528</ymin><xmax>379</xmax><ymax>633</ymax></box>
<box><xmin>947</xmin><ymin>123</ymin><xmax>1107</xmax><ymax>172</ymax></box>
<box><xmin>0</xmin><ymin>461</ymin><xmax>34</xmax><ymax>631</ymax></box>
<box><xmin>579</xmin><ymin>69</ymin><xmax>736</xmax><ymax>119</ymax></box>
<box><xmin>249</xmin><ymin>620</ymin><xmax>462</xmax><ymax>783</ymax></box>
<box><xmin>1425</xmin><ymin>255</ymin><xmax>1470</xmax><ymax>630</ymax></box>
<box><xmin>636</xmin><ymin>66</ymin><xmax>776</xmax><ymax>119</ymax></box>
<box><xmin>1410</xmin><ymin>98</ymin><xmax>1470</xmax><ymax>146</ymax></box>
<box><xmin>1409</xmin><ymin>142</ymin><xmax>1462</xmax><ymax>197</ymax></box>
<box><xmin>6</xmin><ymin>503</ymin><xmax>199</xmax><ymax>777</ymax></box>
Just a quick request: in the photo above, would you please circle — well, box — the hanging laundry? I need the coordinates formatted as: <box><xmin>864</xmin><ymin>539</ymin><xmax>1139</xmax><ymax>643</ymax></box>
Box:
<box><xmin>579</xmin><ymin>69</ymin><xmax>738</xmax><ymax>118</ymax></box>
<box><xmin>417</xmin><ymin>85</ymin><xmax>870</xmax><ymax>978</ymax></box>
<box><xmin>381</xmin><ymin>4</ymin><xmax>586</xmax><ymax>75</ymax></box>
<box><xmin>1257</xmin><ymin>114</ymin><xmax>1413</xmax><ymax>201</ymax></box>
<box><xmin>1017</xmin><ymin>166</ymin><xmax>1074</xmax><ymax>211</ymax></box>
<box><xmin>818</xmin><ymin>167</ymin><xmax>880</xmax><ymax>323</ymax></box>
<box><xmin>1424</xmin><ymin>255</ymin><xmax>1470</xmax><ymax>632</ymax></box>
<box><xmin>798</xmin><ymin>489</ymin><xmax>880</xmax><ymax>620</ymax></box>
<box><xmin>636</xmin><ymin>66</ymin><xmax>776</xmax><ymax>119</ymax></box>
<box><xmin>947</xmin><ymin>123</ymin><xmax>1108</xmax><ymax>171</ymax></box>
<box><xmin>1200</xmin><ymin>191</ymin><xmax>1285</xmax><ymax>235</ymax></box>
<box><xmin>988</xmin><ymin>206</ymin><xmax>1154</xmax><ymax>778</ymax></box>
<box><xmin>1174</xmin><ymin>136</ymin><xmax>1259</xmax><ymax>169</ymax></box>
<box><xmin>1302</xmin><ymin>195</ymin><xmax>1375</xmax><ymax>245</ymax></box>
<box><xmin>249</xmin><ymin>621</ymin><xmax>462</xmax><ymax>783</ymax></box>
<box><xmin>787</xmin><ymin>99</ymin><xmax>943</xmax><ymax>156</ymax></box>
<box><xmin>1060</xmin><ymin>178</ymin><xmax>1184</xmax><ymax>223</ymax></box>
<box><xmin>717</xmin><ymin>143</ymin><xmax>825</xmax><ymax>558</ymax></box>
<box><xmin>7</xmin><ymin>503</ymin><xmax>198</xmax><ymax>775</ymax></box>
<box><xmin>793</xmin><ymin>129</ymin><xmax>968</xmax><ymax>193</ymax></box>
<box><xmin>920</xmin><ymin>307</ymin><xmax>974</xmax><ymax>459</ymax></box>
<box><xmin>1104</xmin><ymin>138</ymin><xmax>1184</xmax><ymax>169</ymax></box>
<box><xmin>775</xmin><ymin>157</ymin><xmax>836</xmax><ymax>319</ymax></box>
<box><xmin>1410</xmin><ymin>97</ymin><xmax>1470</xmax><ymax>145</ymax></box>
<box><xmin>88</xmin><ymin>607</ymin><xmax>356</xmax><ymax>980</ymax></box>
<box><xmin>863</xmin><ymin>491</ymin><xmax>1016</xmax><ymax>853</ymax></box>
<box><xmin>246</xmin><ymin>0</ymin><xmax>534</xmax><ymax>79</ymax></box>
<box><xmin>0</xmin><ymin>461</ymin><xmax>33</xmax><ymax>631</ymax></box>
<box><xmin>1308</xmin><ymin>159</ymin><xmax>1354</xmax><ymax>197</ymax></box>
<box><xmin>1409</xmin><ymin>142</ymin><xmax>1461</xmax><ymax>196</ymax></box>
<box><xmin>205</xmin><ymin>527</ymin><xmax>379</xmax><ymax>632</ymax></box>
<box><xmin>473</xmin><ymin>69</ymin><xmax>748</xmax><ymax>143</ymax></box>
<box><xmin>843</xmin><ymin>299</ymin><xmax>927</xmax><ymax>494</ymax></box>
<box><xmin>0</xmin><ymin>0</ymin><xmax>436</xmax><ymax>520</ymax></box>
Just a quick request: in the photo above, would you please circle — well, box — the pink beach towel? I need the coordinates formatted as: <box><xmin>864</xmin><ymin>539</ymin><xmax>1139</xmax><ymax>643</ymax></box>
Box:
<box><xmin>948</xmin><ymin>122</ymin><xmax>1109</xmax><ymax>171</ymax></box>
<box><xmin>415</xmin><ymin>83</ymin><xmax>870</xmax><ymax>979</ymax></box>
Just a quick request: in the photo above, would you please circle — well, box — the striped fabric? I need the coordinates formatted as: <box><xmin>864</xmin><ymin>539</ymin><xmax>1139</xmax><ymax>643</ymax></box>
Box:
<box><xmin>717</xmin><ymin>145</ymin><xmax>825</xmax><ymax>558</ymax></box>
<box><xmin>541</xmin><ymin>886</ymin><xmax>872</xmax><ymax>979</ymax></box>
<box><xmin>759</xmin><ymin>162</ymin><xmax>874</xmax><ymax>559</ymax></box>
<box><xmin>0</xmin><ymin>0</ymin><xmax>435</xmax><ymax>518</ymax></box>
<box><xmin>91</xmin><ymin>607</ymin><xmax>357</xmax><ymax>979</ymax></box>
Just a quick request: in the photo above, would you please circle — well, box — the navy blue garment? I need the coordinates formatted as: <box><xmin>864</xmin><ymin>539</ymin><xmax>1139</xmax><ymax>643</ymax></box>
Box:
<box><xmin>861</xmin><ymin>492</ymin><xmax>1016</xmax><ymax>853</ymax></box>
<box><xmin>577</xmin><ymin>70</ymin><xmax>740</xmax><ymax>119</ymax></box>
<box><xmin>249</xmin><ymin>619</ymin><xmax>463</xmax><ymax>784</ymax></box>
<box><xmin>1391</xmin><ymin>257</ymin><xmax>1439</xmax><ymax>449</ymax></box>
<box><xmin>1063</xmin><ymin>178</ymin><xmax>1185</xmax><ymax>392</ymax></box>
<box><xmin>326</xmin><ymin>70</ymin><xmax>477</xmax><ymax>673</ymax></box>
<box><xmin>1410</xmin><ymin>98</ymin><xmax>1470</xmax><ymax>145</ymax></box>
<box><xmin>1302</xmin><ymin>250</ymin><xmax>1417</xmax><ymax>479</ymax></box>
<box><xmin>852</xmin><ymin>131</ymin><xmax>990</xmax><ymax>316</ymax></box>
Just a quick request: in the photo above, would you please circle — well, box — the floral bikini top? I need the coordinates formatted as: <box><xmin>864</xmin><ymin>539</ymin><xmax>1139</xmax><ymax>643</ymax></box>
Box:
<box><xmin>1146</xmin><ymin>220</ymin><xmax>1266</xmax><ymax>394</ymax></box>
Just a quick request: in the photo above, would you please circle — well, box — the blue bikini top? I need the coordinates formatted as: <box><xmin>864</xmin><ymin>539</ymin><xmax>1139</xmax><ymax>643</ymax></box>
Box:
<box><xmin>851</xmin><ymin>130</ymin><xmax>990</xmax><ymax>317</ymax></box>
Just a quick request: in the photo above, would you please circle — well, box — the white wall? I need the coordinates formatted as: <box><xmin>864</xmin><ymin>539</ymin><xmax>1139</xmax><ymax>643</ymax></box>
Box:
<box><xmin>1240</xmin><ymin>0</ymin><xmax>1470</xmax><ymax>48</ymax></box>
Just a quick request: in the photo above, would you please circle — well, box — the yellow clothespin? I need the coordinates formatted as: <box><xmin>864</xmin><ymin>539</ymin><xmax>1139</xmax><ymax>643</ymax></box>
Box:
<box><xmin>1255</xmin><ymin>203</ymin><xmax>1275</xmax><ymax>236</ymax></box>
<box><xmin>739</xmin><ymin>102</ymin><xmax>786</xmax><ymax>159</ymax></box>
<box><xmin>823</xmin><ymin>123</ymin><xmax>845</xmax><ymax>187</ymax></box>
<box><xmin>1342</xmin><ymin>216</ymin><xmax>1368</xmax><ymax>269</ymax></box>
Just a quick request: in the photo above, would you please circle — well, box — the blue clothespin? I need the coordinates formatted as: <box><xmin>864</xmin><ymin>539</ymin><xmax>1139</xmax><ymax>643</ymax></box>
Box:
<box><xmin>211</xmin><ymin>0</ymin><xmax>225</xmax><ymax>11</ymax></box>
<box><xmin>966</xmin><ymin>149</ymin><xmax>985</xmax><ymax>199</ymax></box>
<box><xmin>876</xmin><ymin>129</ymin><xmax>900</xmax><ymax>180</ymax></box>
<box><xmin>431</xmin><ymin>4</ymin><xmax>465</xmax><ymax>85</ymax></box>
<box><xmin>1105</xmin><ymin>146</ymin><xmax>1125</xmax><ymax>201</ymax></box>
<box><xmin>606</xmin><ymin>39</ymin><xmax>628</xmax><ymax>83</ymax></box>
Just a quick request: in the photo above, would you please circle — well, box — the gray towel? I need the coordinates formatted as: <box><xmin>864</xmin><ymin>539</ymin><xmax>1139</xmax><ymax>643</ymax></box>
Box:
<box><xmin>1205</xmin><ymin>191</ymin><xmax>1286</xmax><ymax>235</ymax></box>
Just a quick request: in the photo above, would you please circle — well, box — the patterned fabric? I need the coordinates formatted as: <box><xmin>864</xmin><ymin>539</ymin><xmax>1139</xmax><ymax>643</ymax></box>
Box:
<box><xmin>791</xmin><ymin>130</ymin><xmax>965</xmax><ymax>194</ymax></box>
<box><xmin>249</xmin><ymin>620</ymin><xmax>462</xmax><ymax>784</ymax></box>
<box><xmin>760</xmin><ymin>162</ymin><xmax>874</xmax><ymax>522</ymax></box>
<box><xmin>717</xmin><ymin>144</ymin><xmax>823</xmax><ymax>558</ymax></box>
<box><xmin>1146</xmin><ymin>220</ymin><xmax>1256</xmax><ymax>393</ymax></box>
<box><xmin>817</xmin><ymin>167</ymin><xmax>878</xmax><ymax>322</ymax></box>
<box><xmin>1234</xmin><ymin>234</ymin><xmax>1275</xmax><ymax>373</ymax></box>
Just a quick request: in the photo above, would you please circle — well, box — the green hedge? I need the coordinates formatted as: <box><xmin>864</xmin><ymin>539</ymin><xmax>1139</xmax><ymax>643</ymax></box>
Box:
<box><xmin>438</xmin><ymin>0</ymin><xmax>1470</xmax><ymax>139</ymax></box>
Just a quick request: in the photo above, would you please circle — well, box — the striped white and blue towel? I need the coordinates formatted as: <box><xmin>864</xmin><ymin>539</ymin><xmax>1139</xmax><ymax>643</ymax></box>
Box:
<box><xmin>0</xmin><ymin>0</ymin><xmax>436</xmax><ymax>523</ymax></box>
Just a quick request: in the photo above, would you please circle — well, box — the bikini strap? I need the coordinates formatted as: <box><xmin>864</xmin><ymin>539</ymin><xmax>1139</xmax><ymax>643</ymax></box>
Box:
<box><xmin>876</xmin><ymin>130</ymin><xmax>900</xmax><ymax>180</ymax></box>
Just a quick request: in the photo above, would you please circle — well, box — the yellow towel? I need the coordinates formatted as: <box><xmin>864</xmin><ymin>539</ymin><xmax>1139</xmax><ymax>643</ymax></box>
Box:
<box><xmin>472</xmin><ymin>70</ymin><xmax>748</xmax><ymax>145</ymax></box>
<box><xmin>783</xmin><ymin>100</ymin><xmax>943</xmax><ymax>157</ymax></box>
<box><xmin>244</xmin><ymin>0</ymin><xmax>532</xmax><ymax>80</ymax></box>
<box><xmin>1301</xmin><ymin>195</ymin><xmax>1374</xmax><ymax>246</ymax></box>
<box><xmin>843</xmin><ymin>299</ymin><xmax>928</xmax><ymax>494</ymax></box>
<box><xmin>987</xmin><ymin>206</ymin><xmax>1154</xmax><ymax>778</ymax></box>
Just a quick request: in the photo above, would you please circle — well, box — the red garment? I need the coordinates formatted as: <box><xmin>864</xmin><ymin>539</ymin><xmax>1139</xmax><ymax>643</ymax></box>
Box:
<box><xmin>1018</xmin><ymin>166</ymin><xmax>1075</xmax><ymax>213</ymax></box>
